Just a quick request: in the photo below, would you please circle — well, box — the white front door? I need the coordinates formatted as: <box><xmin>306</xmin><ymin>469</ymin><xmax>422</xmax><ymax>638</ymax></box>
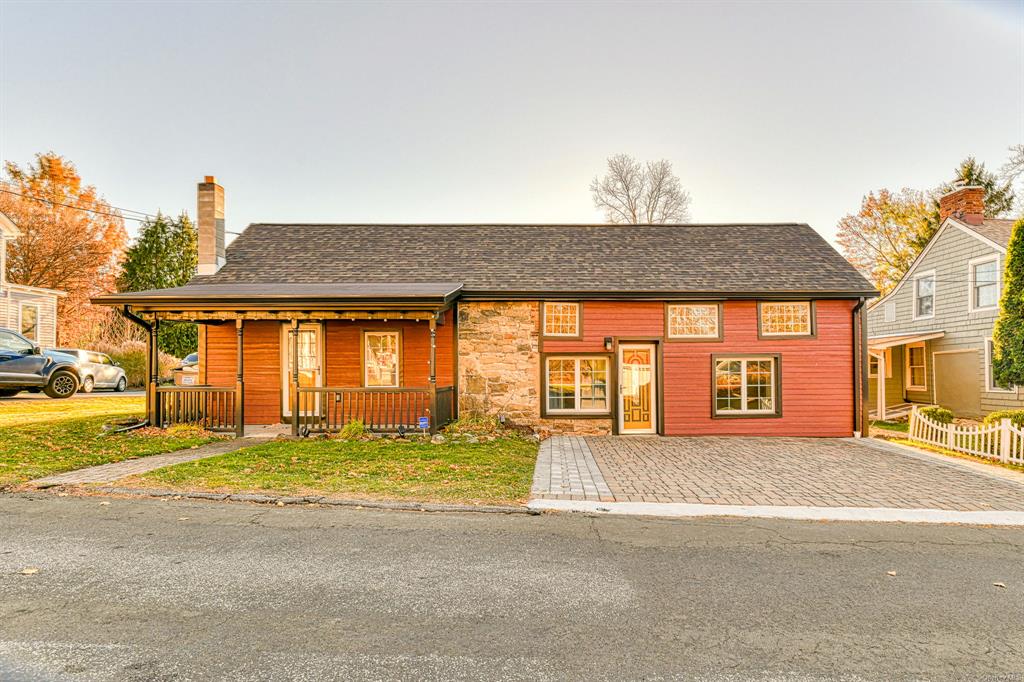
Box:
<box><xmin>618</xmin><ymin>343</ymin><xmax>657</xmax><ymax>434</ymax></box>
<box><xmin>281</xmin><ymin>323</ymin><xmax>323</xmax><ymax>417</ymax></box>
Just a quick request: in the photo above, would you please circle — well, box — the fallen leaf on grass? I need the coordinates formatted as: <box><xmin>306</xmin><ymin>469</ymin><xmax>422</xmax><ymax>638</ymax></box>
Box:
<box><xmin>887</xmin><ymin>571</ymin><xmax>897</xmax><ymax>576</ymax></box>
<box><xmin>177</xmin><ymin>517</ymin><xmax>189</xmax><ymax>521</ymax></box>
<box><xmin>99</xmin><ymin>501</ymin><xmax>110</xmax><ymax>506</ymax></box>
<box><xmin>19</xmin><ymin>568</ymin><xmax>39</xmax><ymax>575</ymax></box>
<box><xmin>994</xmin><ymin>582</ymin><xmax>1007</xmax><ymax>588</ymax></box>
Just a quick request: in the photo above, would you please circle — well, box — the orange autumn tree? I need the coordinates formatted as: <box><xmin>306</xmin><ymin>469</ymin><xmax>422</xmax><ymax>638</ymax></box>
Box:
<box><xmin>836</xmin><ymin>188</ymin><xmax>931</xmax><ymax>295</ymax></box>
<box><xmin>0</xmin><ymin>153</ymin><xmax>128</xmax><ymax>345</ymax></box>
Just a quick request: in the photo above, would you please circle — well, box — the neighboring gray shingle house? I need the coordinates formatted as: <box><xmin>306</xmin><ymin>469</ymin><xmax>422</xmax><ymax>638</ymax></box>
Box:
<box><xmin>0</xmin><ymin>211</ymin><xmax>63</xmax><ymax>347</ymax></box>
<box><xmin>867</xmin><ymin>185</ymin><xmax>1020</xmax><ymax>419</ymax></box>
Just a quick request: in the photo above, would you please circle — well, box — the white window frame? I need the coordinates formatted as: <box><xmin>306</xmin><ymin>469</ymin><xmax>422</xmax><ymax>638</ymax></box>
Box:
<box><xmin>542</xmin><ymin>302</ymin><xmax>580</xmax><ymax>337</ymax></box>
<box><xmin>363</xmin><ymin>330</ymin><xmax>401</xmax><ymax>388</ymax></box>
<box><xmin>883</xmin><ymin>302</ymin><xmax>896</xmax><ymax>323</ymax></box>
<box><xmin>544</xmin><ymin>356</ymin><xmax>610</xmax><ymax>414</ymax></box>
<box><xmin>713</xmin><ymin>356</ymin><xmax>778</xmax><ymax>416</ymax></box>
<box><xmin>869</xmin><ymin>348</ymin><xmax>893</xmax><ymax>379</ymax></box>
<box><xmin>18</xmin><ymin>302</ymin><xmax>40</xmax><ymax>342</ymax></box>
<box><xmin>985</xmin><ymin>337</ymin><xmax>1015</xmax><ymax>393</ymax></box>
<box><xmin>905</xmin><ymin>341</ymin><xmax>927</xmax><ymax>391</ymax></box>
<box><xmin>758</xmin><ymin>301</ymin><xmax>813</xmax><ymax>337</ymax></box>
<box><xmin>968</xmin><ymin>255</ymin><xmax>1000</xmax><ymax>314</ymax></box>
<box><xmin>912</xmin><ymin>270</ymin><xmax>936</xmax><ymax>321</ymax></box>
<box><xmin>666</xmin><ymin>303</ymin><xmax>720</xmax><ymax>339</ymax></box>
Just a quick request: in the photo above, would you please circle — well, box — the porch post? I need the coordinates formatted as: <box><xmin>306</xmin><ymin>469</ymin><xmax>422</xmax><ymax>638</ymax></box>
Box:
<box><xmin>148</xmin><ymin>317</ymin><xmax>160</xmax><ymax>428</ymax></box>
<box><xmin>291</xmin><ymin>319</ymin><xmax>300</xmax><ymax>436</ymax></box>
<box><xmin>428</xmin><ymin>313</ymin><xmax>438</xmax><ymax>434</ymax></box>
<box><xmin>235</xmin><ymin>319</ymin><xmax>245</xmax><ymax>437</ymax></box>
<box><xmin>876</xmin><ymin>351</ymin><xmax>886</xmax><ymax>422</ymax></box>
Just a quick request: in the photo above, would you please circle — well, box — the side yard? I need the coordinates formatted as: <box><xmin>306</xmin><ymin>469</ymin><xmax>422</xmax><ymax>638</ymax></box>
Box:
<box><xmin>0</xmin><ymin>397</ymin><xmax>219</xmax><ymax>488</ymax></box>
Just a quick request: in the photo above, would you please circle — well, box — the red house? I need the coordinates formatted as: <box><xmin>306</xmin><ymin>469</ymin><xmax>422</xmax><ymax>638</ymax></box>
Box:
<box><xmin>96</xmin><ymin>178</ymin><xmax>877</xmax><ymax>438</ymax></box>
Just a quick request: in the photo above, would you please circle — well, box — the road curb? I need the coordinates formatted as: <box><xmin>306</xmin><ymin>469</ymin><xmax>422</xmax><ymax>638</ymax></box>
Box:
<box><xmin>84</xmin><ymin>486</ymin><xmax>539</xmax><ymax>515</ymax></box>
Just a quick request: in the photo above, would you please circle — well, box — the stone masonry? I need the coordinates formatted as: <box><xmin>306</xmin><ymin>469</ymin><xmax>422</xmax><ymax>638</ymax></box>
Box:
<box><xmin>457</xmin><ymin>301</ymin><xmax>611</xmax><ymax>436</ymax></box>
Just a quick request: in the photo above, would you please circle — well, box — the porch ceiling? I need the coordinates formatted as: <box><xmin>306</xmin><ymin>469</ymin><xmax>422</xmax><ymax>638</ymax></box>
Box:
<box><xmin>868</xmin><ymin>330</ymin><xmax>945</xmax><ymax>351</ymax></box>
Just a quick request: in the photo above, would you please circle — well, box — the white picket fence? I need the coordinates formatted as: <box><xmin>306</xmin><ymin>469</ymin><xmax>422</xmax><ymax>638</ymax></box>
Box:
<box><xmin>908</xmin><ymin>406</ymin><xmax>1024</xmax><ymax>465</ymax></box>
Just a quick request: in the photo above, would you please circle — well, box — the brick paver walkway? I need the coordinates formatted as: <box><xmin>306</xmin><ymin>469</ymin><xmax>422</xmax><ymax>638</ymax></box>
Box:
<box><xmin>30</xmin><ymin>438</ymin><xmax>262</xmax><ymax>487</ymax></box>
<box><xmin>533</xmin><ymin>435</ymin><xmax>1024</xmax><ymax>512</ymax></box>
<box><xmin>532</xmin><ymin>436</ymin><xmax>613</xmax><ymax>501</ymax></box>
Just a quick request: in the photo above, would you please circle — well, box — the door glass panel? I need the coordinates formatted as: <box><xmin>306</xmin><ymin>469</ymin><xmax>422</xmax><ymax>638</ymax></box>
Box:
<box><xmin>621</xmin><ymin>348</ymin><xmax>653</xmax><ymax>430</ymax></box>
<box><xmin>286</xmin><ymin>325</ymin><xmax>321</xmax><ymax>414</ymax></box>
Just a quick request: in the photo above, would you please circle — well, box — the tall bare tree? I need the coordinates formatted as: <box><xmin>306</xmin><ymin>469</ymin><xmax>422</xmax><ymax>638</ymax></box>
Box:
<box><xmin>591</xmin><ymin>154</ymin><xmax>691</xmax><ymax>224</ymax></box>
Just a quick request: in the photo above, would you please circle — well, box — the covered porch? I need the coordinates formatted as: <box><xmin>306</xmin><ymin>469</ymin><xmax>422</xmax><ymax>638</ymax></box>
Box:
<box><xmin>868</xmin><ymin>330</ymin><xmax>944</xmax><ymax>421</ymax></box>
<box><xmin>96</xmin><ymin>283</ymin><xmax>462</xmax><ymax>436</ymax></box>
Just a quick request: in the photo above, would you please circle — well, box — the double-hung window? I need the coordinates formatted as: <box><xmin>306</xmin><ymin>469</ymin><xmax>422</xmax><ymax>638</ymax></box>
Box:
<box><xmin>759</xmin><ymin>302</ymin><xmax>812</xmax><ymax>337</ymax></box>
<box><xmin>969</xmin><ymin>256</ymin><xmax>999</xmax><ymax>312</ymax></box>
<box><xmin>713</xmin><ymin>356</ymin><xmax>779</xmax><ymax>416</ymax></box>
<box><xmin>364</xmin><ymin>331</ymin><xmax>400</xmax><ymax>387</ymax></box>
<box><xmin>545</xmin><ymin>356</ymin><xmax>609</xmax><ymax>414</ymax></box>
<box><xmin>905</xmin><ymin>342</ymin><xmax>926</xmax><ymax>391</ymax></box>
<box><xmin>542</xmin><ymin>302</ymin><xmax>580</xmax><ymax>337</ymax></box>
<box><xmin>985</xmin><ymin>338</ymin><xmax>1014</xmax><ymax>393</ymax></box>
<box><xmin>913</xmin><ymin>272</ymin><xmax>935</xmax><ymax>319</ymax></box>
<box><xmin>667</xmin><ymin>303</ymin><xmax>721</xmax><ymax>339</ymax></box>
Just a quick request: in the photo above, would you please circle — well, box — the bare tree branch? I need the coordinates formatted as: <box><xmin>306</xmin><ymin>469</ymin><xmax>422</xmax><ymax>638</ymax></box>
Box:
<box><xmin>591</xmin><ymin>154</ymin><xmax>691</xmax><ymax>224</ymax></box>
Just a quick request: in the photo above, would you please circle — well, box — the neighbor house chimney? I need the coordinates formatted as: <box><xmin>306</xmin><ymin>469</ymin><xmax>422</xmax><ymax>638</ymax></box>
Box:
<box><xmin>197</xmin><ymin>175</ymin><xmax>226</xmax><ymax>275</ymax></box>
<box><xmin>938</xmin><ymin>183</ymin><xmax>985</xmax><ymax>226</ymax></box>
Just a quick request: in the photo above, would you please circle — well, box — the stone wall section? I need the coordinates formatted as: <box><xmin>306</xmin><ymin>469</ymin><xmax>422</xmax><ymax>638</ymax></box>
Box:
<box><xmin>457</xmin><ymin>301</ymin><xmax>611</xmax><ymax>436</ymax></box>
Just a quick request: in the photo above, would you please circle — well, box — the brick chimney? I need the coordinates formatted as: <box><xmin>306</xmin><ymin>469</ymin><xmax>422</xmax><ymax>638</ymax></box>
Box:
<box><xmin>938</xmin><ymin>183</ymin><xmax>985</xmax><ymax>226</ymax></box>
<box><xmin>197</xmin><ymin>175</ymin><xmax>225</xmax><ymax>276</ymax></box>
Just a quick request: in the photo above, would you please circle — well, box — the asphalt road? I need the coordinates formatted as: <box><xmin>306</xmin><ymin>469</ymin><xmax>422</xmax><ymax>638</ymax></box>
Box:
<box><xmin>1</xmin><ymin>495</ymin><xmax>1022</xmax><ymax>681</ymax></box>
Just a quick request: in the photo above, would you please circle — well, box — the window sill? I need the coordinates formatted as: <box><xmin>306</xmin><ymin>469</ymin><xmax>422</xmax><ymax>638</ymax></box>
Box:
<box><xmin>712</xmin><ymin>412</ymin><xmax>782</xmax><ymax>420</ymax></box>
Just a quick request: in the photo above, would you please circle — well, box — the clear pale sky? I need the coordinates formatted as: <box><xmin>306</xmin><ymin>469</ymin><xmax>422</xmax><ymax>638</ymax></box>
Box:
<box><xmin>1</xmin><ymin>0</ymin><xmax>1021</xmax><ymax>246</ymax></box>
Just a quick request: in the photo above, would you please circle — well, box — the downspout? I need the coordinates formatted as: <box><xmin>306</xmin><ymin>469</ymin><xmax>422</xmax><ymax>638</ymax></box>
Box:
<box><xmin>852</xmin><ymin>298</ymin><xmax>867</xmax><ymax>437</ymax></box>
<box><xmin>120</xmin><ymin>305</ymin><xmax>153</xmax><ymax>428</ymax></box>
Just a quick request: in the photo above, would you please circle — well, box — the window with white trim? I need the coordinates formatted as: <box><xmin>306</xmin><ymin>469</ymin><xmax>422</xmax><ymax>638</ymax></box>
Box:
<box><xmin>19</xmin><ymin>303</ymin><xmax>39</xmax><ymax>342</ymax></box>
<box><xmin>714</xmin><ymin>357</ymin><xmax>778</xmax><ymax>415</ymax></box>
<box><xmin>970</xmin><ymin>257</ymin><xmax>999</xmax><ymax>312</ymax></box>
<box><xmin>985</xmin><ymin>338</ymin><xmax>1014</xmax><ymax>393</ymax></box>
<box><xmin>869</xmin><ymin>348</ymin><xmax>893</xmax><ymax>379</ymax></box>
<box><xmin>759</xmin><ymin>302</ymin><xmax>812</xmax><ymax>336</ymax></box>
<box><xmin>667</xmin><ymin>303</ymin><xmax>719</xmax><ymax>339</ymax></box>
<box><xmin>542</xmin><ymin>302</ymin><xmax>580</xmax><ymax>337</ymax></box>
<box><xmin>364</xmin><ymin>331</ymin><xmax>400</xmax><ymax>387</ymax></box>
<box><xmin>545</xmin><ymin>356</ymin><xmax>609</xmax><ymax>413</ymax></box>
<box><xmin>906</xmin><ymin>342</ymin><xmax>926</xmax><ymax>390</ymax></box>
<box><xmin>913</xmin><ymin>272</ymin><xmax>935</xmax><ymax>318</ymax></box>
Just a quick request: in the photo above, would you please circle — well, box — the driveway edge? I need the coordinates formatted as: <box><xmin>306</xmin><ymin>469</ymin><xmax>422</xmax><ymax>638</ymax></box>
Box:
<box><xmin>855</xmin><ymin>437</ymin><xmax>1024</xmax><ymax>488</ymax></box>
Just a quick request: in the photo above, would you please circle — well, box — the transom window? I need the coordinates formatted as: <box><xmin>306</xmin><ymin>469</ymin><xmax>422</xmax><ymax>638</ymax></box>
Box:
<box><xmin>542</xmin><ymin>302</ymin><xmax>580</xmax><ymax>337</ymax></box>
<box><xmin>970</xmin><ymin>257</ymin><xmax>999</xmax><ymax>311</ymax></box>
<box><xmin>667</xmin><ymin>303</ymin><xmax>720</xmax><ymax>339</ymax></box>
<box><xmin>759</xmin><ymin>302</ymin><xmax>812</xmax><ymax>336</ymax></box>
<box><xmin>914</xmin><ymin>272</ymin><xmax>935</xmax><ymax>318</ymax></box>
<box><xmin>714</xmin><ymin>357</ymin><xmax>778</xmax><ymax>415</ymax></box>
<box><xmin>19</xmin><ymin>303</ymin><xmax>39</xmax><ymax>342</ymax></box>
<box><xmin>906</xmin><ymin>342</ymin><xmax>926</xmax><ymax>390</ymax></box>
<box><xmin>545</xmin><ymin>357</ymin><xmax>609</xmax><ymax>413</ymax></box>
<box><xmin>364</xmin><ymin>331</ymin><xmax>400</xmax><ymax>387</ymax></box>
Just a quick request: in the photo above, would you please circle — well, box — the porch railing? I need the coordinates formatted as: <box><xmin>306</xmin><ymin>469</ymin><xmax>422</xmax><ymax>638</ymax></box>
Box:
<box><xmin>909</xmin><ymin>406</ymin><xmax>1024</xmax><ymax>465</ymax></box>
<box><xmin>296</xmin><ymin>386</ymin><xmax>456</xmax><ymax>434</ymax></box>
<box><xmin>155</xmin><ymin>386</ymin><xmax>240</xmax><ymax>435</ymax></box>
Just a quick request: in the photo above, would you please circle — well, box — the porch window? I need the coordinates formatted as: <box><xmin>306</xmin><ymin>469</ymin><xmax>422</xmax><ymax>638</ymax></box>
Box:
<box><xmin>542</xmin><ymin>302</ymin><xmax>580</xmax><ymax>337</ymax></box>
<box><xmin>986</xmin><ymin>338</ymin><xmax>1014</xmax><ymax>393</ymax></box>
<box><xmin>906</xmin><ymin>342</ymin><xmax>926</xmax><ymax>390</ymax></box>
<box><xmin>19</xmin><ymin>303</ymin><xmax>39</xmax><ymax>342</ymax></box>
<box><xmin>759</xmin><ymin>302</ymin><xmax>812</xmax><ymax>337</ymax></box>
<box><xmin>970</xmin><ymin>257</ymin><xmax>999</xmax><ymax>312</ymax></box>
<box><xmin>364</xmin><ymin>331</ymin><xmax>400</xmax><ymax>387</ymax></box>
<box><xmin>714</xmin><ymin>356</ymin><xmax>779</xmax><ymax>416</ymax></box>
<box><xmin>913</xmin><ymin>272</ymin><xmax>935</xmax><ymax>319</ymax></box>
<box><xmin>667</xmin><ymin>303</ymin><xmax>720</xmax><ymax>339</ymax></box>
<box><xmin>545</xmin><ymin>356</ymin><xmax>609</xmax><ymax>413</ymax></box>
<box><xmin>869</xmin><ymin>348</ymin><xmax>893</xmax><ymax>378</ymax></box>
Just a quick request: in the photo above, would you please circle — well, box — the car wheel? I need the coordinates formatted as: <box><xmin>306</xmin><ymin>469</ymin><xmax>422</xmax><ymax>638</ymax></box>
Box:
<box><xmin>80</xmin><ymin>376</ymin><xmax>95</xmax><ymax>393</ymax></box>
<box><xmin>115</xmin><ymin>376</ymin><xmax>127</xmax><ymax>392</ymax></box>
<box><xmin>0</xmin><ymin>389</ymin><xmax>20</xmax><ymax>398</ymax></box>
<box><xmin>44</xmin><ymin>370</ymin><xmax>80</xmax><ymax>399</ymax></box>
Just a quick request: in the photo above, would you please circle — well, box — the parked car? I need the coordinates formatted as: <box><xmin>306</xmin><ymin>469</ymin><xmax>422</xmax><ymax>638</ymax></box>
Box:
<box><xmin>0</xmin><ymin>328</ymin><xmax>81</xmax><ymax>398</ymax></box>
<box><xmin>173</xmin><ymin>352</ymin><xmax>199</xmax><ymax>386</ymax></box>
<box><xmin>52</xmin><ymin>348</ymin><xmax>128</xmax><ymax>393</ymax></box>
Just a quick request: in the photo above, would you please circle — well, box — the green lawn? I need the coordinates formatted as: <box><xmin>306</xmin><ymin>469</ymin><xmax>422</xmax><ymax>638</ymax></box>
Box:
<box><xmin>871</xmin><ymin>420</ymin><xmax>909</xmax><ymax>433</ymax></box>
<box><xmin>0</xmin><ymin>396</ymin><xmax>220</xmax><ymax>488</ymax></box>
<box><xmin>133</xmin><ymin>436</ymin><xmax>540</xmax><ymax>505</ymax></box>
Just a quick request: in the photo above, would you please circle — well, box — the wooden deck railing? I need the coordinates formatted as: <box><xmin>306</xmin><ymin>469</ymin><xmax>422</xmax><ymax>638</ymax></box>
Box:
<box><xmin>296</xmin><ymin>386</ymin><xmax>456</xmax><ymax>434</ymax></box>
<box><xmin>155</xmin><ymin>386</ymin><xmax>240</xmax><ymax>435</ymax></box>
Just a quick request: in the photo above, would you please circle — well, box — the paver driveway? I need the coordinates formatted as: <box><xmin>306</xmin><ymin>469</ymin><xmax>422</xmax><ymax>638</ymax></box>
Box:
<box><xmin>532</xmin><ymin>435</ymin><xmax>1024</xmax><ymax>512</ymax></box>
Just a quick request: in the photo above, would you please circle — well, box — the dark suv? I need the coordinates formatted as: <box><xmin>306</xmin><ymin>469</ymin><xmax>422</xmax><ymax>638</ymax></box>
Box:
<box><xmin>0</xmin><ymin>328</ymin><xmax>81</xmax><ymax>399</ymax></box>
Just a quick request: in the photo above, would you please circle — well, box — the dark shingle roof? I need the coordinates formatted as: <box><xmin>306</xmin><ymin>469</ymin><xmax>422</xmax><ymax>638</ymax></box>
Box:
<box><xmin>192</xmin><ymin>223</ymin><xmax>876</xmax><ymax>297</ymax></box>
<box><xmin>962</xmin><ymin>219</ymin><xmax>1016</xmax><ymax>248</ymax></box>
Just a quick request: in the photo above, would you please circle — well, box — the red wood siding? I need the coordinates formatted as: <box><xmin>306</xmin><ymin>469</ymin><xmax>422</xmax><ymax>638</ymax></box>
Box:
<box><xmin>543</xmin><ymin>300</ymin><xmax>857</xmax><ymax>437</ymax></box>
<box><xmin>202</xmin><ymin>321</ymin><xmax>282</xmax><ymax>424</ymax></box>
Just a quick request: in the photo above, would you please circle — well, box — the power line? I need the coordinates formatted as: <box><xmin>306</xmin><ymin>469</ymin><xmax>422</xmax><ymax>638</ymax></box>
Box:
<box><xmin>0</xmin><ymin>186</ymin><xmax>165</xmax><ymax>223</ymax></box>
